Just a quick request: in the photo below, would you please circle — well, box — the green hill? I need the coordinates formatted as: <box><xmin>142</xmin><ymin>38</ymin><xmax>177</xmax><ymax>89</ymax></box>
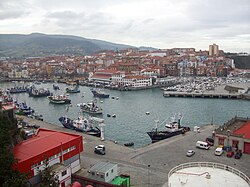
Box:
<box><xmin>0</xmin><ymin>33</ymin><xmax>134</xmax><ymax>58</ymax></box>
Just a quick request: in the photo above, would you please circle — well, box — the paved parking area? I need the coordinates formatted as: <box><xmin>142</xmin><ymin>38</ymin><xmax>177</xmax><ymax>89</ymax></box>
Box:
<box><xmin>21</xmin><ymin>117</ymin><xmax>250</xmax><ymax>187</ymax></box>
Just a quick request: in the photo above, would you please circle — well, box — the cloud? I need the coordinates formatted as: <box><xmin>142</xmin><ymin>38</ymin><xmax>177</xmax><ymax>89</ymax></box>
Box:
<box><xmin>0</xmin><ymin>1</ymin><xmax>29</xmax><ymax>20</ymax></box>
<box><xmin>0</xmin><ymin>0</ymin><xmax>250</xmax><ymax>52</ymax></box>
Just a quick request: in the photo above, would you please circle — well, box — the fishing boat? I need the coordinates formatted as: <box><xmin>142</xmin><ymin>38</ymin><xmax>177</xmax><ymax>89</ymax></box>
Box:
<box><xmin>27</xmin><ymin>113</ymin><xmax>43</xmax><ymax>121</ymax></box>
<box><xmin>47</xmin><ymin>94</ymin><xmax>71</xmax><ymax>104</ymax></box>
<box><xmin>58</xmin><ymin>116</ymin><xmax>101</xmax><ymax>137</ymax></box>
<box><xmin>28</xmin><ymin>87</ymin><xmax>52</xmax><ymax>97</ymax></box>
<box><xmin>91</xmin><ymin>88</ymin><xmax>109</xmax><ymax>98</ymax></box>
<box><xmin>7</xmin><ymin>86</ymin><xmax>27</xmax><ymax>94</ymax></box>
<box><xmin>53</xmin><ymin>84</ymin><xmax>60</xmax><ymax>90</ymax></box>
<box><xmin>66</xmin><ymin>85</ymin><xmax>80</xmax><ymax>93</ymax></box>
<box><xmin>77</xmin><ymin>101</ymin><xmax>103</xmax><ymax>114</ymax></box>
<box><xmin>15</xmin><ymin>102</ymin><xmax>35</xmax><ymax>116</ymax></box>
<box><xmin>146</xmin><ymin>114</ymin><xmax>190</xmax><ymax>143</ymax></box>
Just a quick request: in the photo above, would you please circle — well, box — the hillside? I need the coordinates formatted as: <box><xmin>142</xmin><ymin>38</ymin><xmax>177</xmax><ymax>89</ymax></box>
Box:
<box><xmin>0</xmin><ymin>33</ymin><xmax>134</xmax><ymax>58</ymax></box>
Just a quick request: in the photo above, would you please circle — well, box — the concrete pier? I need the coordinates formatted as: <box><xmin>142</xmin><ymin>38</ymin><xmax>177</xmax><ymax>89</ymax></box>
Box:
<box><xmin>163</xmin><ymin>91</ymin><xmax>241</xmax><ymax>99</ymax></box>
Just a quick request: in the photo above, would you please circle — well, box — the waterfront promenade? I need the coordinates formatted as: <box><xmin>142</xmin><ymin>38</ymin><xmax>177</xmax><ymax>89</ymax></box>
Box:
<box><xmin>163</xmin><ymin>82</ymin><xmax>250</xmax><ymax>100</ymax></box>
<box><xmin>19</xmin><ymin>116</ymin><xmax>250</xmax><ymax>187</ymax></box>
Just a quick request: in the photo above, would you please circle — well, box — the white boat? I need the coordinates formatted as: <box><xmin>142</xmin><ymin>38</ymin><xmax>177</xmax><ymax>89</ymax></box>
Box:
<box><xmin>47</xmin><ymin>94</ymin><xmax>71</xmax><ymax>104</ymax></box>
<box><xmin>77</xmin><ymin>101</ymin><xmax>103</xmax><ymax>114</ymax></box>
<box><xmin>58</xmin><ymin>116</ymin><xmax>101</xmax><ymax>137</ymax></box>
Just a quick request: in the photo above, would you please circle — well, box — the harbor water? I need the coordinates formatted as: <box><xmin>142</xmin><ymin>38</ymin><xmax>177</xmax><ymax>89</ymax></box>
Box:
<box><xmin>1</xmin><ymin>82</ymin><xmax>250</xmax><ymax>148</ymax></box>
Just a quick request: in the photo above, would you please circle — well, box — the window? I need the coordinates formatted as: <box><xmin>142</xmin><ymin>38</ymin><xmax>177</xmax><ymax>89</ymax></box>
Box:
<box><xmin>61</xmin><ymin>170</ymin><xmax>67</xmax><ymax>177</ymax></box>
<box><xmin>111</xmin><ymin>169</ymin><xmax>113</xmax><ymax>173</ymax></box>
<box><xmin>218</xmin><ymin>137</ymin><xmax>225</xmax><ymax>146</ymax></box>
<box><xmin>100</xmin><ymin>175</ymin><xmax>104</xmax><ymax>178</ymax></box>
<box><xmin>232</xmin><ymin>140</ymin><xmax>239</xmax><ymax>148</ymax></box>
<box><xmin>92</xmin><ymin>172</ymin><xmax>95</xmax><ymax>176</ymax></box>
<box><xmin>106</xmin><ymin>173</ymin><xmax>109</xmax><ymax>177</ymax></box>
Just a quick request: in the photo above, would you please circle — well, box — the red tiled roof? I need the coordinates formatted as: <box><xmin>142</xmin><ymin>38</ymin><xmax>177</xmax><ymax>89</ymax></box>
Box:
<box><xmin>125</xmin><ymin>75</ymin><xmax>150</xmax><ymax>79</ymax></box>
<box><xmin>233</xmin><ymin>121</ymin><xmax>250</xmax><ymax>139</ymax></box>
<box><xmin>13</xmin><ymin>128</ymin><xmax>82</xmax><ymax>162</ymax></box>
<box><xmin>92</xmin><ymin>74</ymin><xmax>111</xmax><ymax>79</ymax></box>
<box><xmin>2</xmin><ymin>105</ymin><xmax>15</xmax><ymax>111</ymax></box>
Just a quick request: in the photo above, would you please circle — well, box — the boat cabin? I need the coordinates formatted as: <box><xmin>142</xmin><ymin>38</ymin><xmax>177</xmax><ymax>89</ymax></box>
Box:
<box><xmin>165</xmin><ymin>121</ymin><xmax>180</xmax><ymax>132</ymax></box>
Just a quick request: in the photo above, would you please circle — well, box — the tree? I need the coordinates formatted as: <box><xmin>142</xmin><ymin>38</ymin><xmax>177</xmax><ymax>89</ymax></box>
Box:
<box><xmin>0</xmin><ymin>108</ymin><xmax>28</xmax><ymax>186</ymax></box>
<box><xmin>40</xmin><ymin>159</ymin><xmax>59</xmax><ymax>187</ymax></box>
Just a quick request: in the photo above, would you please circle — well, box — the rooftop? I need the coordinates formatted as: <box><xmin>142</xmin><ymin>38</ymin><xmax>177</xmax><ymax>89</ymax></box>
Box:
<box><xmin>234</xmin><ymin>121</ymin><xmax>250</xmax><ymax>139</ymax></box>
<box><xmin>88</xmin><ymin>161</ymin><xmax>117</xmax><ymax>174</ymax></box>
<box><xmin>215</xmin><ymin>117</ymin><xmax>249</xmax><ymax>137</ymax></box>
<box><xmin>168</xmin><ymin>162</ymin><xmax>250</xmax><ymax>187</ymax></box>
<box><xmin>13</xmin><ymin>128</ymin><xmax>82</xmax><ymax>162</ymax></box>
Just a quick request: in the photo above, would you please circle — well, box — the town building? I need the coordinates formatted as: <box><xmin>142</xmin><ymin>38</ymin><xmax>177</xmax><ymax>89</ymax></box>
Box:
<box><xmin>88</xmin><ymin>161</ymin><xmax>118</xmax><ymax>183</ymax></box>
<box><xmin>214</xmin><ymin>117</ymin><xmax>250</xmax><ymax>154</ymax></box>
<box><xmin>116</xmin><ymin>75</ymin><xmax>152</xmax><ymax>88</ymax></box>
<box><xmin>52</xmin><ymin>163</ymin><xmax>72</xmax><ymax>187</ymax></box>
<box><xmin>209</xmin><ymin>44</ymin><xmax>219</xmax><ymax>56</ymax></box>
<box><xmin>13</xmin><ymin>128</ymin><xmax>83</xmax><ymax>185</ymax></box>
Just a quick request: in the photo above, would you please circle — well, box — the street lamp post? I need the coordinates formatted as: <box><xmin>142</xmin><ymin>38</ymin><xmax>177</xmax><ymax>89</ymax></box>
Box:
<box><xmin>148</xmin><ymin>164</ymin><xmax>150</xmax><ymax>187</ymax></box>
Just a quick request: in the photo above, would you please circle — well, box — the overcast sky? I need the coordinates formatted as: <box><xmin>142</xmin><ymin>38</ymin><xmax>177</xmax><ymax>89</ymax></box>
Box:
<box><xmin>1</xmin><ymin>0</ymin><xmax>250</xmax><ymax>52</ymax></box>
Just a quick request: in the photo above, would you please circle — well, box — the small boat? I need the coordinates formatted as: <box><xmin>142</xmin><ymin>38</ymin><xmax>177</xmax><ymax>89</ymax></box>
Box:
<box><xmin>58</xmin><ymin>116</ymin><xmax>101</xmax><ymax>137</ymax></box>
<box><xmin>116</xmin><ymin>97</ymin><xmax>119</xmax><ymax>100</ymax></box>
<box><xmin>53</xmin><ymin>84</ymin><xmax>60</xmax><ymax>90</ymax></box>
<box><xmin>107</xmin><ymin>114</ymin><xmax>111</xmax><ymax>117</ymax></box>
<box><xmin>27</xmin><ymin>113</ymin><xmax>43</xmax><ymax>121</ymax></box>
<box><xmin>100</xmin><ymin>100</ymin><xmax>104</xmax><ymax>103</ymax></box>
<box><xmin>91</xmin><ymin>88</ymin><xmax>109</xmax><ymax>98</ymax></box>
<box><xmin>15</xmin><ymin>102</ymin><xmax>35</xmax><ymax>116</ymax></box>
<box><xmin>112</xmin><ymin>114</ymin><xmax>116</xmax><ymax>118</ymax></box>
<box><xmin>77</xmin><ymin>101</ymin><xmax>103</xmax><ymax>115</ymax></box>
<box><xmin>28</xmin><ymin>87</ymin><xmax>52</xmax><ymax>97</ymax></box>
<box><xmin>66</xmin><ymin>85</ymin><xmax>80</xmax><ymax>93</ymax></box>
<box><xmin>146</xmin><ymin>112</ymin><xmax>150</xmax><ymax>115</ymax></box>
<box><xmin>47</xmin><ymin>95</ymin><xmax>71</xmax><ymax>104</ymax></box>
<box><xmin>124</xmin><ymin>142</ymin><xmax>134</xmax><ymax>147</ymax></box>
<box><xmin>111</xmin><ymin>96</ymin><xmax>115</xmax><ymax>99</ymax></box>
<box><xmin>7</xmin><ymin>86</ymin><xmax>27</xmax><ymax>94</ymax></box>
<box><xmin>147</xmin><ymin>114</ymin><xmax>190</xmax><ymax>143</ymax></box>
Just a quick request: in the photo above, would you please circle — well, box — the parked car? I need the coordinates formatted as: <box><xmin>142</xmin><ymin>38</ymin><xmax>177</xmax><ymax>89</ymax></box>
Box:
<box><xmin>215</xmin><ymin>147</ymin><xmax>223</xmax><ymax>156</ymax></box>
<box><xmin>206</xmin><ymin>136</ymin><xmax>214</xmax><ymax>146</ymax></box>
<box><xmin>186</xmin><ymin>150</ymin><xmax>195</xmax><ymax>157</ymax></box>
<box><xmin>226</xmin><ymin>151</ymin><xmax>234</xmax><ymax>157</ymax></box>
<box><xmin>94</xmin><ymin>145</ymin><xmax>105</xmax><ymax>155</ymax></box>
<box><xmin>196</xmin><ymin>141</ymin><xmax>210</xmax><ymax>150</ymax></box>
<box><xmin>234</xmin><ymin>151</ymin><xmax>242</xmax><ymax>159</ymax></box>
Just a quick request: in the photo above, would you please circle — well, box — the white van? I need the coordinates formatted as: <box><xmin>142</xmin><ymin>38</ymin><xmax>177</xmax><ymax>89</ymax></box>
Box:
<box><xmin>215</xmin><ymin>147</ymin><xmax>223</xmax><ymax>156</ymax></box>
<box><xmin>196</xmin><ymin>141</ymin><xmax>210</xmax><ymax>150</ymax></box>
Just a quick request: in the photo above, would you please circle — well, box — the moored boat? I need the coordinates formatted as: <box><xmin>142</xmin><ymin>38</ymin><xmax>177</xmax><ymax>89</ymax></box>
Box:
<box><xmin>77</xmin><ymin>101</ymin><xmax>103</xmax><ymax>114</ymax></box>
<box><xmin>15</xmin><ymin>102</ymin><xmax>35</xmax><ymax>116</ymax></box>
<box><xmin>53</xmin><ymin>84</ymin><xmax>60</xmax><ymax>90</ymax></box>
<box><xmin>91</xmin><ymin>89</ymin><xmax>109</xmax><ymax>98</ymax></box>
<box><xmin>66</xmin><ymin>85</ymin><xmax>80</xmax><ymax>93</ymax></box>
<box><xmin>147</xmin><ymin>114</ymin><xmax>190</xmax><ymax>143</ymax></box>
<box><xmin>58</xmin><ymin>116</ymin><xmax>101</xmax><ymax>137</ymax></box>
<box><xmin>7</xmin><ymin>86</ymin><xmax>27</xmax><ymax>94</ymax></box>
<box><xmin>124</xmin><ymin>142</ymin><xmax>134</xmax><ymax>147</ymax></box>
<box><xmin>28</xmin><ymin>87</ymin><xmax>52</xmax><ymax>97</ymax></box>
<box><xmin>47</xmin><ymin>94</ymin><xmax>71</xmax><ymax>104</ymax></box>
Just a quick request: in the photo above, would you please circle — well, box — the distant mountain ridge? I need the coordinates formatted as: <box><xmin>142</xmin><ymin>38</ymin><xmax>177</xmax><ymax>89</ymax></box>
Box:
<box><xmin>0</xmin><ymin>33</ymin><xmax>136</xmax><ymax>58</ymax></box>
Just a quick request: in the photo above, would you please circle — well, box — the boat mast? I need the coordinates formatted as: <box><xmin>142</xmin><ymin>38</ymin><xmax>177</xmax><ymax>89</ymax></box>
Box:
<box><xmin>154</xmin><ymin>120</ymin><xmax>159</xmax><ymax>132</ymax></box>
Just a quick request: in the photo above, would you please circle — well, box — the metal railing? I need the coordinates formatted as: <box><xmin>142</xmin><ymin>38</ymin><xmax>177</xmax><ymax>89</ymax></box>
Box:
<box><xmin>168</xmin><ymin>162</ymin><xmax>250</xmax><ymax>187</ymax></box>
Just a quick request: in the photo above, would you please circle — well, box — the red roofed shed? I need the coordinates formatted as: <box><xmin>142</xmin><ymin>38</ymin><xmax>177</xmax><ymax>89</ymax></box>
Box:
<box><xmin>234</xmin><ymin>121</ymin><xmax>250</xmax><ymax>154</ymax></box>
<box><xmin>13</xmin><ymin>128</ymin><xmax>83</xmax><ymax>185</ymax></box>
